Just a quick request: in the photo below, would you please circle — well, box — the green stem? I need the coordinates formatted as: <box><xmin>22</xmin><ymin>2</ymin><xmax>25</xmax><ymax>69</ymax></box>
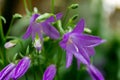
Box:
<box><xmin>0</xmin><ymin>17</ymin><xmax>4</xmax><ymax>41</ymax></box>
<box><xmin>19</xmin><ymin>39</ymin><xmax>24</xmax><ymax>49</ymax></box>
<box><xmin>23</xmin><ymin>0</ymin><xmax>30</xmax><ymax>15</ymax></box>
<box><xmin>6</xmin><ymin>17</ymin><xmax>14</xmax><ymax>36</ymax></box>
<box><xmin>28</xmin><ymin>0</ymin><xmax>32</xmax><ymax>12</ymax></box>
<box><xmin>25</xmin><ymin>74</ymin><xmax>28</xmax><ymax>80</ymax></box>
<box><xmin>33</xmin><ymin>65</ymin><xmax>36</xmax><ymax>80</ymax></box>
<box><xmin>0</xmin><ymin>13</ymin><xmax>6</xmax><ymax>65</ymax></box>
<box><xmin>63</xmin><ymin>9</ymin><xmax>70</xmax><ymax>27</ymax></box>
<box><xmin>118</xmin><ymin>48</ymin><xmax>120</xmax><ymax>80</ymax></box>
<box><xmin>57</xmin><ymin>20</ymin><xmax>65</xmax><ymax>35</ymax></box>
<box><xmin>51</xmin><ymin>0</ymin><xmax>55</xmax><ymax>13</ymax></box>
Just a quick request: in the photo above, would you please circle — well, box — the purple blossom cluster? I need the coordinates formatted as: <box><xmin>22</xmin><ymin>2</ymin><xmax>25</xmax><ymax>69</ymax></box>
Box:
<box><xmin>1</xmin><ymin>13</ymin><xmax>105</xmax><ymax>80</ymax></box>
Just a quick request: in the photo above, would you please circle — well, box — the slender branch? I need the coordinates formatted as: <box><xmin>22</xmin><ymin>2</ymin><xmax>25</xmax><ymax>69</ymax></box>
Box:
<box><xmin>51</xmin><ymin>0</ymin><xmax>55</xmax><ymax>13</ymax></box>
<box><xmin>6</xmin><ymin>17</ymin><xmax>14</xmax><ymax>36</ymax></box>
<box><xmin>23</xmin><ymin>0</ymin><xmax>30</xmax><ymax>15</ymax></box>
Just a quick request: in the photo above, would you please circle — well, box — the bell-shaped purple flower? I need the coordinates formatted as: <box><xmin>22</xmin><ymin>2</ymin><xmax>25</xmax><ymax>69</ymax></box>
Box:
<box><xmin>86</xmin><ymin>64</ymin><xmax>104</xmax><ymax>80</ymax></box>
<box><xmin>59</xmin><ymin>19</ymin><xmax>105</xmax><ymax>68</ymax></box>
<box><xmin>43</xmin><ymin>64</ymin><xmax>56</xmax><ymax>80</ymax></box>
<box><xmin>23</xmin><ymin>13</ymin><xmax>62</xmax><ymax>51</ymax></box>
<box><xmin>12</xmin><ymin>57</ymin><xmax>31</xmax><ymax>79</ymax></box>
<box><xmin>0</xmin><ymin>63</ymin><xmax>15</xmax><ymax>80</ymax></box>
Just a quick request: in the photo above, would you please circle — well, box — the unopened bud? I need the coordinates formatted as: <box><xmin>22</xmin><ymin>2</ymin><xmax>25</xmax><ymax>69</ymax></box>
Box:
<box><xmin>4</xmin><ymin>40</ymin><xmax>18</xmax><ymax>49</ymax></box>
<box><xmin>69</xmin><ymin>4</ymin><xmax>79</xmax><ymax>9</ymax></box>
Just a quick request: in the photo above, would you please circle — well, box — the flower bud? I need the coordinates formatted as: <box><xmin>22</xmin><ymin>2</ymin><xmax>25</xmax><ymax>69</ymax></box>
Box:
<box><xmin>33</xmin><ymin>35</ymin><xmax>42</xmax><ymax>51</ymax></box>
<box><xmin>4</xmin><ymin>40</ymin><xmax>18</xmax><ymax>49</ymax></box>
<box><xmin>0</xmin><ymin>63</ymin><xmax>15</xmax><ymax>80</ymax></box>
<box><xmin>69</xmin><ymin>4</ymin><xmax>79</xmax><ymax>9</ymax></box>
<box><xmin>43</xmin><ymin>64</ymin><xmax>56</xmax><ymax>80</ymax></box>
<box><xmin>12</xmin><ymin>57</ymin><xmax>31</xmax><ymax>79</ymax></box>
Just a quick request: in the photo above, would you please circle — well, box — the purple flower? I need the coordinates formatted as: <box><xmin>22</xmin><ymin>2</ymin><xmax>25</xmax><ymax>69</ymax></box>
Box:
<box><xmin>0</xmin><ymin>63</ymin><xmax>15</xmax><ymax>80</ymax></box>
<box><xmin>12</xmin><ymin>57</ymin><xmax>31</xmax><ymax>79</ymax></box>
<box><xmin>23</xmin><ymin>13</ymin><xmax>62</xmax><ymax>51</ymax></box>
<box><xmin>43</xmin><ymin>64</ymin><xmax>56</xmax><ymax>80</ymax></box>
<box><xmin>59</xmin><ymin>19</ymin><xmax>105</xmax><ymax>68</ymax></box>
<box><xmin>86</xmin><ymin>64</ymin><xmax>104</xmax><ymax>80</ymax></box>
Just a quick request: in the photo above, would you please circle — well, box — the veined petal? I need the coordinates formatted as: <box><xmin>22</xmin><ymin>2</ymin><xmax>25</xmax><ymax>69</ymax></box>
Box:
<box><xmin>41</xmin><ymin>22</ymin><xmax>60</xmax><ymax>39</ymax></box>
<box><xmin>78</xmin><ymin>46</ymin><xmax>90</xmax><ymax>63</ymax></box>
<box><xmin>87</xmin><ymin>64</ymin><xmax>104</xmax><ymax>80</ymax></box>
<box><xmin>66</xmin><ymin>43</ymin><xmax>89</xmax><ymax>65</ymax></box>
<box><xmin>84</xmin><ymin>47</ymin><xmax>95</xmax><ymax>56</ymax></box>
<box><xmin>66</xmin><ymin>51</ymin><xmax>73</xmax><ymax>68</ymax></box>
<box><xmin>71</xmin><ymin>33</ymin><xmax>105</xmax><ymax>47</ymax></box>
<box><xmin>72</xmin><ymin>18</ymin><xmax>85</xmax><ymax>33</ymax></box>
<box><xmin>59</xmin><ymin>33</ymin><xmax>70</xmax><ymax>49</ymax></box>
<box><xmin>23</xmin><ymin>14</ymin><xmax>40</xmax><ymax>39</ymax></box>
<box><xmin>73</xmin><ymin>52</ymin><xmax>89</xmax><ymax>65</ymax></box>
<box><xmin>0</xmin><ymin>63</ymin><xmax>15</xmax><ymax>80</ymax></box>
<box><xmin>30</xmin><ymin>14</ymin><xmax>40</xmax><ymax>24</ymax></box>
<box><xmin>80</xmin><ymin>34</ymin><xmax>105</xmax><ymax>47</ymax></box>
<box><xmin>30</xmin><ymin>23</ymin><xmax>42</xmax><ymax>40</ymax></box>
<box><xmin>43</xmin><ymin>64</ymin><xmax>56</xmax><ymax>80</ymax></box>
<box><xmin>45</xmin><ymin>13</ymin><xmax>62</xmax><ymax>23</ymax></box>
<box><xmin>66</xmin><ymin>37</ymin><xmax>90</xmax><ymax>64</ymax></box>
<box><xmin>13</xmin><ymin>57</ymin><xmax>31</xmax><ymax>79</ymax></box>
<box><xmin>23</xmin><ymin>25</ymin><xmax>32</xmax><ymax>39</ymax></box>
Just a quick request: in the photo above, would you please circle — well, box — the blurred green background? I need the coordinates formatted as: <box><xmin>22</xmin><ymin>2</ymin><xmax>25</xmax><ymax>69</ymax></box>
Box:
<box><xmin>0</xmin><ymin>0</ymin><xmax>120</xmax><ymax>80</ymax></box>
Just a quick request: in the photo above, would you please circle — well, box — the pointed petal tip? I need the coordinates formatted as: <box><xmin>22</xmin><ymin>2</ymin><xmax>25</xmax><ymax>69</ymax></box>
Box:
<box><xmin>101</xmin><ymin>39</ymin><xmax>106</xmax><ymax>43</ymax></box>
<box><xmin>80</xmin><ymin>18</ymin><xmax>85</xmax><ymax>22</ymax></box>
<box><xmin>56</xmin><ymin>13</ymin><xmax>63</xmax><ymax>18</ymax></box>
<box><xmin>66</xmin><ymin>64</ymin><xmax>70</xmax><ymax>68</ymax></box>
<box><xmin>72</xmin><ymin>18</ymin><xmax>85</xmax><ymax>33</ymax></box>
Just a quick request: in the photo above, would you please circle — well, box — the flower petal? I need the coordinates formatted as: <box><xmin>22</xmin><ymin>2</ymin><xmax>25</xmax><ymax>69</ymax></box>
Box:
<box><xmin>23</xmin><ymin>14</ymin><xmax>40</xmax><ymax>39</ymax></box>
<box><xmin>59</xmin><ymin>33</ymin><xmax>70</xmax><ymax>49</ymax></box>
<box><xmin>30</xmin><ymin>14</ymin><xmax>40</xmax><ymax>24</ymax></box>
<box><xmin>73</xmin><ymin>52</ymin><xmax>89</xmax><ymax>65</ymax></box>
<box><xmin>66</xmin><ymin>51</ymin><xmax>73</xmax><ymax>68</ymax></box>
<box><xmin>45</xmin><ymin>13</ymin><xmax>62</xmax><ymax>23</ymax></box>
<box><xmin>84</xmin><ymin>47</ymin><xmax>95</xmax><ymax>56</ymax></box>
<box><xmin>72</xmin><ymin>18</ymin><xmax>85</xmax><ymax>33</ymax></box>
<box><xmin>72</xmin><ymin>33</ymin><xmax>105</xmax><ymax>47</ymax></box>
<box><xmin>80</xmin><ymin>34</ymin><xmax>105</xmax><ymax>47</ymax></box>
<box><xmin>87</xmin><ymin>64</ymin><xmax>104</xmax><ymax>80</ymax></box>
<box><xmin>43</xmin><ymin>65</ymin><xmax>56</xmax><ymax>80</ymax></box>
<box><xmin>66</xmin><ymin>43</ymin><xmax>89</xmax><ymax>65</ymax></box>
<box><xmin>78</xmin><ymin>47</ymin><xmax>90</xmax><ymax>63</ymax></box>
<box><xmin>23</xmin><ymin>25</ymin><xmax>32</xmax><ymax>39</ymax></box>
<box><xmin>41</xmin><ymin>22</ymin><xmax>60</xmax><ymax>39</ymax></box>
